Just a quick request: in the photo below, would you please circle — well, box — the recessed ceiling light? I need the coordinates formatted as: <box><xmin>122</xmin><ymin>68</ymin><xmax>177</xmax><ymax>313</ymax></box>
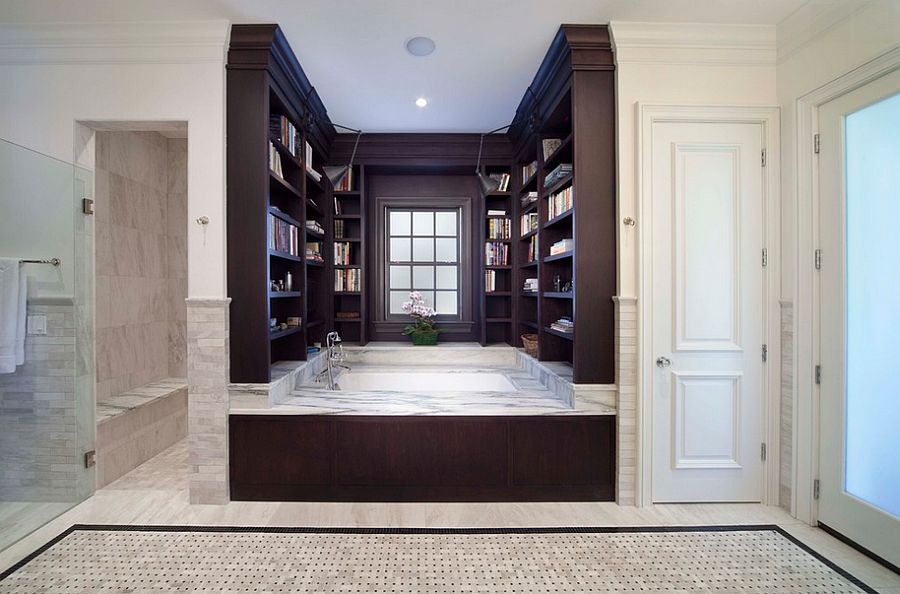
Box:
<box><xmin>415</xmin><ymin>97</ymin><xmax>428</xmax><ymax>108</ymax></box>
<box><xmin>406</xmin><ymin>36</ymin><xmax>436</xmax><ymax>57</ymax></box>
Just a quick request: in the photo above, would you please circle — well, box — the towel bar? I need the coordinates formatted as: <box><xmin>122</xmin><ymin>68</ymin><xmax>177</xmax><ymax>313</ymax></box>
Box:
<box><xmin>19</xmin><ymin>258</ymin><xmax>61</xmax><ymax>267</ymax></box>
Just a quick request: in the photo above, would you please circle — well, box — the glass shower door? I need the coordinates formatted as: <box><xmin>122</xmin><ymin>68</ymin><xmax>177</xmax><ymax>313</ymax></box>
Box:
<box><xmin>0</xmin><ymin>137</ymin><xmax>94</xmax><ymax>552</ymax></box>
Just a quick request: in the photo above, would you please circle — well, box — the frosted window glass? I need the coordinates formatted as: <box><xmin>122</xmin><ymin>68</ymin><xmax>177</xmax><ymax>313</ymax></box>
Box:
<box><xmin>390</xmin><ymin>238</ymin><xmax>410</xmax><ymax>262</ymax></box>
<box><xmin>435</xmin><ymin>266</ymin><xmax>457</xmax><ymax>290</ymax></box>
<box><xmin>412</xmin><ymin>266</ymin><xmax>434</xmax><ymax>289</ymax></box>
<box><xmin>389</xmin><ymin>265</ymin><xmax>410</xmax><ymax>289</ymax></box>
<box><xmin>435</xmin><ymin>238</ymin><xmax>457</xmax><ymax>262</ymax></box>
<box><xmin>390</xmin><ymin>211</ymin><xmax>411</xmax><ymax>236</ymax></box>
<box><xmin>435</xmin><ymin>291</ymin><xmax>458</xmax><ymax>315</ymax></box>
<box><xmin>389</xmin><ymin>291</ymin><xmax>408</xmax><ymax>314</ymax></box>
<box><xmin>412</xmin><ymin>238</ymin><xmax>434</xmax><ymax>262</ymax></box>
<box><xmin>419</xmin><ymin>291</ymin><xmax>435</xmax><ymax>308</ymax></box>
<box><xmin>413</xmin><ymin>211</ymin><xmax>434</xmax><ymax>236</ymax></box>
<box><xmin>845</xmin><ymin>91</ymin><xmax>900</xmax><ymax>518</ymax></box>
<box><xmin>435</xmin><ymin>212</ymin><xmax>457</xmax><ymax>236</ymax></box>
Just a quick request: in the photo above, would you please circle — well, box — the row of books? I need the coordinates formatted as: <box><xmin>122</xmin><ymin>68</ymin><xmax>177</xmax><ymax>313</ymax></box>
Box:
<box><xmin>542</xmin><ymin>138</ymin><xmax>563</xmax><ymax>160</ymax></box>
<box><xmin>485</xmin><ymin>270</ymin><xmax>500</xmax><ymax>293</ymax></box>
<box><xmin>306</xmin><ymin>219</ymin><xmax>324</xmax><ymax>236</ymax></box>
<box><xmin>306</xmin><ymin>241</ymin><xmax>323</xmax><ymax>263</ymax></box>
<box><xmin>305</xmin><ymin>141</ymin><xmax>322</xmax><ymax>182</ymax></box>
<box><xmin>268</xmin><ymin>142</ymin><xmax>284</xmax><ymax>178</ymax></box>
<box><xmin>522</xmin><ymin>160</ymin><xmax>538</xmax><ymax>182</ymax></box>
<box><xmin>544</xmin><ymin>163</ymin><xmax>573</xmax><ymax>188</ymax></box>
<box><xmin>269</xmin><ymin>215</ymin><xmax>299</xmax><ymax>256</ymax></box>
<box><xmin>334</xmin><ymin>219</ymin><xmax>348</xmax><ymax>238</ymax></box>
<box><xmin>550</xmin><ymin>317</ymin><xmax>574</xmax><ymax>334</ymax></box>
<box><xmin>520</xmin><ymin>191</ymin><xmax>538</xmax><ymax>209</ymax></box>
<box><xmin>523</xmin><ymin>278</ymin><xmax>538</xmax><ymax>293</ymax></box>
<box><xmin>270</xmin><ymin>115</ymin><xmax>302</xmax><ymax>159</ymax></box>
<box><xmin>521</xmin><ymin>212</ymin><xmax>538</xmax><ymax>236</ymax></box>
<box><xmin>334</xmin><ymin>242</ymin><xmax>354</xmax><ymax>266</ymax></box>
<box><xmin>487</xmin><ymin>218</ymin><xmax>511</xmax><ymax>240</ymax></box>
<box><xmin>335</xmin><ymin>268</ymin><xmax>361</xmax><ymax>292</ymax></box>
<box><xmin>334</xmin><ymin>168</ymin><xmax>354</xmax><ymax>192</ymax></box>
<box><xmin>485</xmin><ymin>242</ymin><xmax>510</xmax><ymax>266</ymax></box>
<box><xmin>526</xmin><ymin>235</ymin><xmax>539</xmax><ymax>263</ymax></box>
<box><xmin>549</xmin><ymin>238</ymin><xmax>574</xmax><ymax>256</ymax></box>
<box><xmin>548</xmin><ymin>186</ymin><xmax>574</xmax><ymax>220</ymax></box>
<box><xmin>336</xmin><ymin>311</ymin><xmax>360</xmax><ymax>319</ymax></box>
<box><xmin>487</xmin><ymin>172</ymin><xmax>511</xmax><ymax>192</ymax></box>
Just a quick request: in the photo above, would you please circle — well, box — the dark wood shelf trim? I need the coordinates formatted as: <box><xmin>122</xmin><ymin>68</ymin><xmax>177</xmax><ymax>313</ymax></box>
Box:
<box><xmin>543</xmin><ymin>326</ymin><xmax>574</xmax><ymax>341</ymax></box>
<box><xmin>521</xmin><ymin>320</ymin><xmax>539</xmax><ymax>329</ymax></box>
<box><xmin>334</xmin><ymin>264</ymin><xmax>361</xmax><ymax>269</ymax></box>
<box><xmin>334</xmin><ymin>237</ymin><xmax>362</xmax><ymax>242</ymax></box>
<box><xmin>485</xmin><ymin>265</ymin><xmax>512</xmax><ymax>270</ymax></box>
<box><xmin>334</xmin><ymin>318</ymin><xmax>361</xmax><ymax>323</ymax></box>
<box><xmin>270</xmin><ymin>326</ymin><xmax>303</xmax><ymax>341</ymax></box>
<box><xmin>335</xmin><ymin>214</ymin><xmax>362</xmax><ymax>220</ymax></box>
<box><xmin>335</xmin><ymin>291</ymin><xmax>362</xmax><ymax>295</ymax></box>
<box><xmin>520</xmin><ymin>200</ymin><xmax>538</xmax><ymax>214</ymax></box>
<box><xmin>334</xmin><ymin>190</ymin><xmax>360</xmax><ymax>195</ymax></box>
<box><xmin>486</xmin><ymin>318</ymin><xmax>512</xmax><ymax>323</ymax></box>
<box><xmin>306</xmin><ymin>259</ymin><xmax>324</xmax><ymax>267</ymax></box>
<box><xmin>269</xmin><ymin>249</ymin><xmax>303</xmax><ymax>263</ymax></box>
<box><xmin>268</xmin><ymin>206</ymin><xmax>302</xmax><ymax>228</ymax></box>
<box><xmin>543</xmin><ymin>250</ymin><xmax>573</xmax><ymax>263</ymax></box>
<box><xmin>269</xmin><ymin>137</ymin><xmax>304</xmax><ymax>169</ymax></box>
<box><xmin>521</xmin><ymin>292</ymin><xmax>538</xmax><ymax>298</ymax></box>
<box><xmin>542</xmin><ymin>133</ymin><xmax>573</xmax><ymax>168</ymax></box>
<box><xmin>306</xmin><ymin>170</ymin><xmax>326</xmax><ymax>191</ymax></box>
<box><xmin>269</xmin><ymin>171</ymin><xmax>303</xmax><ymax>198</ymax></box>
<box><xmin>541</xmin><ymin>172</ymin><xmax>574</xmax><ymax>198</ymax></box>
<box><xmin>485</xmin><ymin>291</ymin><xmax>512</xmax><ymax>297</ymax></box>
<box><xmin>543</xmin><ymin>291</ymin><xmax>574</xmax><ymax>299</ymax></box>
<box><xmin>305</xmin><ymin>227</ymin><xmax>325</xmax><ymax>240</ymax></box>
<box><xmin>269</xmin><ymin>291</ymin><xmax>303</xmax><ymax>299</ymax></box>
<box><xmin>520</xmin><ymin>261</ymin><xmax>538</xmax><ymax>268</ymax></box>
<box><xmin>543</xmin><ymin>208</ymin><xmax>574</xmax><ymax>228</ymax></box>
<box><xmin>306</xmin><ymin>319</ymin><xmax>324</xmax><ymax>329</ymax></box>
<box><xmin>520</xmin><ymin>228</ymin><xmax>538</xmax><ymax>240</ymax></box>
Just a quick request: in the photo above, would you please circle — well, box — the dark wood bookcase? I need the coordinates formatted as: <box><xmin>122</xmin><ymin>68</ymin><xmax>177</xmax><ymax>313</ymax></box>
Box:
<box><xmin>332</xmin><ymin>164</ymin><xmax>368</xmax><ymax>344</ymax></box>
<box><xmin>480</xmin><ymin>165</ymin><xmax>516</xmax><ymax>345</ymax></box>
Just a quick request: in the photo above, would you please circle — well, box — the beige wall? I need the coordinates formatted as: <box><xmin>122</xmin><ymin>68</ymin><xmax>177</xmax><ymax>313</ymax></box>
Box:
<box><xmin>94</xmin><ymin>131</ymin><xmax>187</xmax><ymax>401</ymax></box>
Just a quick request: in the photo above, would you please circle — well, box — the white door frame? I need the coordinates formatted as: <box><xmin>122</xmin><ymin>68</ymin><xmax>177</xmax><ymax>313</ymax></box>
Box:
<box><xmin>637</xmin><ymin>104</ymin><xmax>781</xmax><ymax>507</ymax></box>
<box><xmin>793</xmin><ymin>46</ymin><xmax>900</xmax><ymax>526</ymax></box>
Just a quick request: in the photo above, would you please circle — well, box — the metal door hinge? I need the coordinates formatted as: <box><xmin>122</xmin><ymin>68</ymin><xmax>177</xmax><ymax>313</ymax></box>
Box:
<box><xmin>814</xmin><ymin>134</ymin><xmax>820</xmax><ymax>154</ymax></box>
<box><xmin>813</xmin><ymin>479</ymin><xmax>820</xmax><ymax>500</ymax></box>
<box><xmin>762</xmin><ymin>344</ymin><xmax>768</xmax><ymax>362</ymax></box>
<box><xmin>815</xmin><ymin>249</ymin><xmax>822</xmax><ymax>270</ymax></box>
<box><xmin>762</xmin><ymin>248</ymin><xmax>768</xmax><ymax>267</ymax></box>
<box><xmin>84</xmin><ymin>450</ymin><xmax>96</xmax><ymax>468</ymax></box>
<box><xmin>815</xmin><ymin>365</ymin><xmax>822</xmax><ymax>385</ymax></box>
<box><xmin>82</xmin><ymin>198</ymin><xmax>94</xmax><ymax>215</ymax></box>
<box><xmin>761</xmin><ymin>443</ymin><xmax>767</xmax><ymax>461</ymax></box>
<box><xmin>761</xmin><ymin>149</ymin><xmax>767</xmax><ymax>167</ymax></box>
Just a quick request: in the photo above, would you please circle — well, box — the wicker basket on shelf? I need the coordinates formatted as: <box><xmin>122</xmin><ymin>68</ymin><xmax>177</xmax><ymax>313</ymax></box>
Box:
<box><xmin>521</xmin><ymin>334</ymin><xmax>539</xmax><ymax>358</ymax></box>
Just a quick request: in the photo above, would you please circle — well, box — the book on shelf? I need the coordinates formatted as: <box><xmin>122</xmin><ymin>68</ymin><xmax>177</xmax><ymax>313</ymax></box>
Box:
<box><xmin>485</xmin><ymin>269</ymin><xmax>498</xmax><ymax>293</ymax></box>
<box><xmin>523</xmin><ymin>278</ymin><xmax>538</xmax><ymax>293</ymax></box>
<box><xmin>542</xmin><ymin>138</ymin><xmax>563</xmax><ymax>160</ymax></box>
<box><xmin>548</xmin><ymin>186</ymin><xmax>574</xmax><ymax>220</ymax></box>
<box><xmin>487</xmin><ymin>209</ymin><xmax>507</xmax><ymax>217</ymax></box>
<box><xmin>544</xmin><ymin>163</ymin><xmax>573</xmax><ymax>188</ymax></box>
<box><xmin>484</xmin><ymin>242</ymin><xmax>509</xmax><ymax>266</ymax></box>
<box><xmin>269</xmin><ymin>214</ymin><xmax>299</xmax><ymax>256</ymax></box>
<box><xmin>487</xmin><ymin>218</ymin><xmax>511</xmax><ymax>240</ymax></box>
<box><xmin>334</xmin><ymin>196</ymin><xmax>342</xmax><ymax>215</ymax></box>
<box><xmin>268</xmin><ymin>141</ymin><xmax>284</xmax><ymax>178</ymax></box>
<box><xmin>520</xmin><ymin>191</ymin><xmax>538</xmax><ymax>208</ymax></box>
<box><xmin>334</xmin><ymin>168</ymin><xmax>354</xmax><ymax>192</ymax></box>
<box><xmin>334</xmin><ymin>219</ymin><xmax>345</xmax><ymax>239</ymax></box>
<box><xmin>305</xmin><ymin>241</ymin><xmax>323</xmax><ymax>263</ymax></box>
<box><xmin>521</xmin><ymin>160</ymin><xmax>538</xmax><ymax>182</ymax></box>
<box><xmin>335</xmin><ymin>268</ymin><xmax>361</xmax><ymax>292</ymax></box>
<box><xmin>305</xmin><ymin>141</ymin><xmax>322</xmax><ymax>182</ymax></box>
<box><xmin>549</xmin><ymin>238</ymin><xmax>574</xmax><ymax>256</ymax></box>
<box><xmin>487</xmin><ymin>172</ymin><xmax>511</xmax><ymax>192</ymax></box>
<box><xmin>334</xmin><ymin>242</ymin><xmax>354</xmax><ymax>266</ymax></box>
<box><xmin>336</xmin><ymin>311</ymin><xmax>361</xmax><ymax>319</ymax></box>
<box><xmin>527</xmin><ymin>235</ymin><xmax>539</xmax><ymax>263</ymax></box>
<box><xmin>269</xmin><ymin>115</ymin><xmax>301</xmax><ymax>158</ymax></box>
<box><xmin>550</xmin><ymin>317</ymin><xmax>574</xmax><ymax>334</ymax></box>
<box><xmin>305</xmin><ymin>219</ymin><xmax>324</xmax><ymax>235</ymax></box>
<box><xmin>520</xmin><ymin>212</ymin><xmax>538</xmax><ymax>236</ymax></box>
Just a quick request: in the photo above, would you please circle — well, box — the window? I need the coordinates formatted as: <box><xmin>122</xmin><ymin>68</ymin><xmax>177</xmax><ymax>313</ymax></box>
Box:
<box><xmin>387</xmin><ymin>208</ymin><xmax>460</xmax><ymax>318</ymax></box>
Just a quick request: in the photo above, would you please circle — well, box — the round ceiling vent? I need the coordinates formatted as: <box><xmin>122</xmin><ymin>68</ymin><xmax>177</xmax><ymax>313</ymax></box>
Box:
<box><xmin>405</xmin><ymin>36</ymin><xmax>436</xmax><ymax>57</ymax></box>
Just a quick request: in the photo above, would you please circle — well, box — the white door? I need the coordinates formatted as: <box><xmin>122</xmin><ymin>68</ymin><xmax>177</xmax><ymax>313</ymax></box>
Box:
<box><xmin>818</xmin><ymin>68</ymin><xmax>900</xmax><ymax>567</ymax></box>
<box><xmin>650</xmin><ymin>121</ymin><xmax>766</xmax><ymax>502</ymax></box>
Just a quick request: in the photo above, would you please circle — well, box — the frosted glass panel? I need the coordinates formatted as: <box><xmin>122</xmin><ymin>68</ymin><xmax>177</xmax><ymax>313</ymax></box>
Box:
<box><xmin>390</xmin><ymin>211</ymin><xmax>411</xmax><ymax>236</ymax></box>
<box><xmin>419</xmin><ymin>291</ymin><xmax>434</xmax><ymax>308</ymax></box>
<box><xmin>412</xmin><ymin>266</ymin><xmax>434</xmax><ymax>289</ymax></box>
<box><xmin>390</xmin><ymin>238</ymin><xmax>410</xmax><ymax>262</ymax></box>
<box><xmin>412</xmin><ymin>238</ymin><xmax>434</xmax><ymax>262</ymax></box>
<box><xmin>389</xmin><ymin>291</ymin><xmax>408</xmax><ymax>314</ymax></box>
<box><xmin>435</xmin><ymin>266</ymin><xmax>457</xmax><ymax>290</ymax></box>
<box><xmin>435</xmin><ymin>212</ymin><xmax>457</xmax><ymax>236</ymax></box>
<box><xmin>845</xmin><ymin>91</ymin><xmax>900</xmax><ymax>518</ymax></box>
<box><xmin>413</xmin><ymin>212</ymin><xmax>434</xmax><ymax>236</ymax></box>
<box><xmin>389</xmin><ymin>265</ymin><xmax>410</xmax><ymax>289</ymax></box>
<box><xmin>435</xmin><ymin>291</ymin><xmax>457</xmax><ymax>315</ymax></box>
<box><xmin>435</xmin><ymin>238</ymin><xmax>457</xmax><ymax>262</ymax></box>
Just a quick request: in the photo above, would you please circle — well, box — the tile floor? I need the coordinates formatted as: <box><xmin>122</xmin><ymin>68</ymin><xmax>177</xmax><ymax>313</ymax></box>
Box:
<box><xmin>1</xmin><ymin>439</ymin><xmax>898</xmax><ymax>593</ymax></box>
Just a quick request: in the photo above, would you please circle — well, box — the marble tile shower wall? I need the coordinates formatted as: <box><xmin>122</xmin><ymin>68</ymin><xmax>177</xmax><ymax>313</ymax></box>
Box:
<box><xmin>94</xmin><ymin>133</ymin><xmax>187</xmax><ymax>401</ymax></box>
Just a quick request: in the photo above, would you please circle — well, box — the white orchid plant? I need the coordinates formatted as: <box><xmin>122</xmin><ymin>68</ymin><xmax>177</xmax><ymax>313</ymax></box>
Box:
<box><xmin>400</xmin><ymin>291</ymin><xmax>439</xmax><ymax>336</ymax></box>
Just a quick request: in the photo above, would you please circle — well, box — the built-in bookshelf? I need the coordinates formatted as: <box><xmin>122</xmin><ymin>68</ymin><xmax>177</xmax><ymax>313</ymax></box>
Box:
<box><xmin>480</xmin><ymin>166</ymin><xmax>515</xmax><ymax>345</ymax></box>
<box><xmin>331</xmin><ymin>164</ymin><xmax>367</xmax><ymax>344</ymax></box>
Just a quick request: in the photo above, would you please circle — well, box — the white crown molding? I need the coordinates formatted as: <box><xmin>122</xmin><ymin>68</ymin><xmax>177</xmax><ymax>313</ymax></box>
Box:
<box><xmin>0</xmin><ymin>20</ymin><xmax>229</xmax><ymax>65</ymax></box>
<box><xmin>776</xmin><ymin>0</ymin><xmax>870</xmax><ymax>64</ymax></box>
<box><xmin>610</xmin><ymin>21</ymin><xmax>776</xmax><ymax>66</ymax></box>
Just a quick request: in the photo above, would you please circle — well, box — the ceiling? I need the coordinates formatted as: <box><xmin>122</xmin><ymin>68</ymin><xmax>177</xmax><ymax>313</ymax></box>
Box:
<box><xmin>1</xmin><ymin>0</ymin><xmax>817</xmax><ymax>132</ymax></box>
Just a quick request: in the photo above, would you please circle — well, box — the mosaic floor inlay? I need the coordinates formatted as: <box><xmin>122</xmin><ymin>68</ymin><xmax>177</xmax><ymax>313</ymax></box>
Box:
<box><xmin>0</xmin><ymin>525</ymin><xmax>876</xmax><ymax>593</ymax></box>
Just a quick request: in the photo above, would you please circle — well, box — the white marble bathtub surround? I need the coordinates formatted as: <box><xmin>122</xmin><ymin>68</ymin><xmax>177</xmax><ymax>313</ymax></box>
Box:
<box><xmin>614</xmin><ymin>296</ymin><xmax>638</xmax><ymax>506</ymax></box>
<box><xmin>342</xmin><ymin>343</ymin><xmax>518</xmax><ymax>368</ymax></box>
<box><xmin>229</xmin><ymin>350</ymin><xmax>328</xmax><ymax>410</ymax></box>
<box><xmin>515</xmin><ymin>350</ymin><xmax>618</xmax><ymax>410</ymax></box>
<box><xmin>187</xmin><ymin>298</ymin><xmax>230</xmax><ymax>505</ymax></box>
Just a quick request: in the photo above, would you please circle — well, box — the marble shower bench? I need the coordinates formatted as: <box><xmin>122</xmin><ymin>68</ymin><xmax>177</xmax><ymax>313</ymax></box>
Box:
<box><xmin>96</xmin><ymin>378</ymin><xmax>187</xmax><ymax>488</ymax></box>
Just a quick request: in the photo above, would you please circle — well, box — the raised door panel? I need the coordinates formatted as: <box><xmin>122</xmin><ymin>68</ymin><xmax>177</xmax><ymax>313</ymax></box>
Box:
<box><xmin>672</xmin><ymin>372</ymin><xmax>743</xmax><ymax>470</ymax></box>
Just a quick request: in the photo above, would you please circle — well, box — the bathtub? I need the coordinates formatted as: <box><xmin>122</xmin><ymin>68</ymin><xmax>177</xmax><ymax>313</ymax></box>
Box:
<box><xmin>335</xmin><ymin>371</ymin><xmax>516</xmax><ymax>392</ymax></box>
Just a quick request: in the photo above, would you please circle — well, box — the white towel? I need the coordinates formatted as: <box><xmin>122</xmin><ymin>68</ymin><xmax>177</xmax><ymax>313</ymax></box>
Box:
<box><xmin>0</xmin><ymin>258</ymin><xmax>25</xmax><ymax>374</ymax></box>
